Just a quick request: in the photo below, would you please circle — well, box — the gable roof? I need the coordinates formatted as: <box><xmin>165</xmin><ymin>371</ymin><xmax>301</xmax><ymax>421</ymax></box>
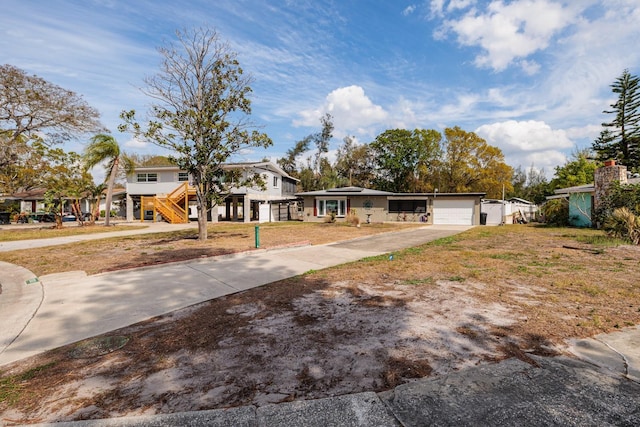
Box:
<box><xmin>297</xmin><ymin>187</ymin><xmax>393</xmax><ymax>196</ymax></box>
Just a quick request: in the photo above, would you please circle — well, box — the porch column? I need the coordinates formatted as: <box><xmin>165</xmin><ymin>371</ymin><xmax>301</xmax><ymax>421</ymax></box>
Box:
<box><xmin>126</xmin><ymin>194</ymin><xmax>134</xmax><ymax>222</ymax></box>
<box><xmin>243</xmin><ymin>194</ymin><xmax>251</xmax><ymax>223</ymax></box>
<box><xmin>232</xmin><ymin>198</ymin><xmax>238</xmax><ymax>220</ymax></box>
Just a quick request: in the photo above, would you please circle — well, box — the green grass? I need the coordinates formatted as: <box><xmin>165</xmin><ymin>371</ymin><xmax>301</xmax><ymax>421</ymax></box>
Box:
<box><xmin>488</xmin><ymin>252</ymin><xmax>526</xmax><ymax>260</ymax></box>
<box><xmin>0</xmin><ymin>362</ymin><xmax>57</xmax><ymax>404</ymax></box>
<box><xmin>426</xmin><ymin>235</ymin><xmax>460</xmax><ymax>246</ymax></box>
<box><xmin>575</xmin><ymin>234</ymin><xmax>626</xmax><ymax>247</ymax></box>
<box><xmin>400</xmin><ymin>277</ymin><xmax>434</xmax><ymax>286</ymax></box>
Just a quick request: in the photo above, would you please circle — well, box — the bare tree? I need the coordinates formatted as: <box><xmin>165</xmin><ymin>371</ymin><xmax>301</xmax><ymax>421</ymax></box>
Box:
<box><xmin>0</xmin><ymin>64</ymin><xmax>103</xmax><ymax>170</ymax></box>
<box><xmin>120</xmin><ymin>28</ymin><xmax>272</xmax><ymax>240</ymax></box>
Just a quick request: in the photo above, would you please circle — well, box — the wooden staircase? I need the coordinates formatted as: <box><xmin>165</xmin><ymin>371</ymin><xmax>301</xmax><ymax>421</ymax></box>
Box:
<box><xmin>151</xmin><ymin>182</ymin><xmax>197</xmax><ymax>224</ymax></box>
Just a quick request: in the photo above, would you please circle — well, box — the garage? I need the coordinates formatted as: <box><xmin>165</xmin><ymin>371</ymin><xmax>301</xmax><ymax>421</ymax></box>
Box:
<box><xmin>433</xmin><ymin>199</ymin><xmax>475</xmax><ymax>225</ymax></box>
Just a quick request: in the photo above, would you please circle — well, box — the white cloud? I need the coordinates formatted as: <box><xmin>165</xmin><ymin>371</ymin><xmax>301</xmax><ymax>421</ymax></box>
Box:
<box><xmin>124</xmin><ymin>136</ymin><xmax>149</xmax><ymax>149</ymax></box>
<box><xmin>519</xmin><ymin>59</ymin><xmax>541</xmax><ymax>75</ymax></box>
<box><xmin>295</xmin><ymin>86</ymin><xmax>388</xmax><ymax>138</ymax></box>
<box><xmin>403</xmin><ymin>5</ymin><xmax>416</xmax><ymax>16</ymax></box>
<box><xmin>441</xmin><ymin>0</ymin><xmax>579</xmax><ymax>71</ymax></box>
<box><xmin>429</xmin><ymin>0</ymin><xmax>446</xmax><ymax>17</ymax></box>
<box><xmin>476</xmin><ymin>120</ymin><xmax>573</xmax><ymax>174</ymax></box>
<box><xmin>447</xmin><ymin>0</ymin><xmax>476</xmax><ymax>12</ymax></box>
<box><xmin>476</xmin><ymin>120</ymin><xmax>573</xmax><ymax>152</ymax></box>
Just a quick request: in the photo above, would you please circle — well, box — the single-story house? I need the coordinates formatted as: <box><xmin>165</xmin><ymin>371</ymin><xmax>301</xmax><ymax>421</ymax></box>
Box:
<box><xmin>6</xmin><ymin>187</ymin><xmax>127</xmax><ymax>221</ymax></box>
<box><xmin>125</xmin><ymin>161</ymin><xmax>299</xmax><ymax>223</ymax></box>
<box><xmin>296</xmin><ymin>186</ymin><xmax>486</xmax><ymax>225</ymax></box>
<box><xmin>552</xmin><ymin>160</ymin><xmax>640</xmax><ymax>227</ymax></box>
<box><xmin>551</xmin><ymin>183</ymin><xmax>594</xmax><ymax>227</ymax></box>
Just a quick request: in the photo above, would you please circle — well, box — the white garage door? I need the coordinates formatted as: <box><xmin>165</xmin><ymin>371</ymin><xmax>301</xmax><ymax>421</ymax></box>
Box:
<box><xmin>433</xmin><ymin>199</ymin><xmax>475</xmax><ymax>225</ymax></box>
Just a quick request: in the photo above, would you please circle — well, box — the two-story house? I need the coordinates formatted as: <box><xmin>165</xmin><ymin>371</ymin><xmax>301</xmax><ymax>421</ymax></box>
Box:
<box><xmin>125</xmin><ymin>161</ymin><xmax>299</xmax><ymax>223</ymax></box>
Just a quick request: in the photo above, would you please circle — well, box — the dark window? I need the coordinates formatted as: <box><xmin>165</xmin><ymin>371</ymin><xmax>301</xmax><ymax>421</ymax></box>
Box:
<box><xmin>388</xmin><ymin>199</ymin><xmax>427</xmax><ymax>213</ymax></box>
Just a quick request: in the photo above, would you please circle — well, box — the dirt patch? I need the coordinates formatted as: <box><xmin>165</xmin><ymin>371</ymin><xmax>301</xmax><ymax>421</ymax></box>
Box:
<box><xmin>1</xmin><ymin>224</ymin><xmax>639</xmax><ymax>425</ymax></box>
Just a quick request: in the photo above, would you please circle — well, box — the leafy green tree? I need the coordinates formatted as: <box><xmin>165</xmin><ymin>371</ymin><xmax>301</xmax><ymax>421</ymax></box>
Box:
<box><xmin>120</xmin><ymin>28</ymin><xmax>272</xmax><ymax>240</ymax></box>
<box><xmin>312</xmin><ymin>113</ymin><xmax>334</xmax><ymax>176</ymax></box>
<box><xmin>0</xmin><ymin>64</ymin><xmax>103</xmax><ymax>169</ymax></box>
<box><xmin>277</xmin><ymin>136</ymin><xmax>312</xmax><ymax>177</ymax></box>
<box><xmin>437</xmin><ymin>127</ymin><xmax>512</xmax><ymax>199</ymax></box>
<box><xmin>0</xmin><ymin>134</ymin><xmax>49</xmax><ymax>194</ymax></box>
<box><xmin>370</xmin><ymin>128</ymin><xmax>441</xmax><ymax>192</ymax></box>
<box><xmin>84</xmin><ymin>134</ymin><xmax>134</xmax><ymax>226</ymax></box>
<box><xmin>335</xmin><ymin>136</ymin><xmax>375</xmax><ymax>188</ymax></box>
<box><xmin>42</xmin><ymin>148</ymin><xmax>95</xmax><ymax>228</ymax></box>
<box><xmin>128</xmin><ymin>153</ymin><xmax>176</xmax><ymax>167</ymax></box>
<box><xmin>592</xmin><ymin>69</ymin><xmax>640</xmax><ymax>169</ymax></box>
<box><xmin>549</xmin><ymin>149</ymin><xmax>599</xmax><ymax>190</ymax></box>
<box><xmin>278</xmin><ymin>114</ymin><xmax>336</xmax><ymax>191</ymax></box>
<box><xmin>509</xmin><ymin>165</ymin><xmax>550</xmax><ymax>204</ymax></box>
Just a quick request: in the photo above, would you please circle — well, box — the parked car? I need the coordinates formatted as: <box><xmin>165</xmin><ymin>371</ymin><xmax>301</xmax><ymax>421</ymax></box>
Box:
<box><xmin>17</xmin><ymin>212</ymin><xmax>56</xmax><ymax>223</ymax></box>
<box><xmin>0</xmin><ymin>212</ymin><xmax>10</xmax><ymax>224</ymax></box>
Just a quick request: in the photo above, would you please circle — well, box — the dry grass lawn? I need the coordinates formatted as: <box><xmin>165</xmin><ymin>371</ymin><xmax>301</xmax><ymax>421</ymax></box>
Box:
<box><xmin>0</xmin><ymin>222</ymin><xmax>417</xmax><ymax>276</ymax></box>
<box><xmin>1</xmin><ymin>223</ymin><xmax>639</xmax><ymax>425</ymax></box>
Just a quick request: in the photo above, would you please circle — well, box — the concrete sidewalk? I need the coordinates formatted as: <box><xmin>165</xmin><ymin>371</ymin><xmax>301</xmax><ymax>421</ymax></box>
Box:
<box><xmin>3</xmin><ymin>224</ymin><xmax>640</xmax><ymax>426</ymax></box>
<box><xmin>0</xmin><ymin>222</ymin><xmax>197</xmax><ymax>252</ymax></box>
<box><xmin>0</xmin><ymin>225</ymin><xmax>469</xmax><ymax>366</ymax></box>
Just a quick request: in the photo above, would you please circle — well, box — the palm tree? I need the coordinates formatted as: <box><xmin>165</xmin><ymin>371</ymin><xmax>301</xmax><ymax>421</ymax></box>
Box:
<box><xmin>84</xmin><ymin>134</ymin><xmax>133</xmax><ymax>226</ymax></box>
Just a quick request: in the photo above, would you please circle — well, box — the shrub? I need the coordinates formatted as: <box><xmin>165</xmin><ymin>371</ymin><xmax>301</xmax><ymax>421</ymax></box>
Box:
<box><xmin>604</xmin><ymin>207</ymin><xmax>640</xmax><ymax>244</ymax></box>
<box><xmin>540</xmin><ymin>198</ymin><xmax>569</xmax><ymax>226</ymax></box>
<box><xmin>324</xmin><ymin>211</ymin><xmax>336</xmax><ymax>223</ymax></box>
<box><xmin>346</xmin><ymin>212</ymin><xmax>361</xmax><ymax>227</ymax></box>
<box><xmin>594</xmin><ymin>181</ymin><xmax>640</xmax><ymax>226</ymax></box>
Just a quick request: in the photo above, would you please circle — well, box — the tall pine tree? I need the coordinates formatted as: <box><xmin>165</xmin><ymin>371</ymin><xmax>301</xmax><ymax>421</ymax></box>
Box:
<box><xmin>593</xmin><ymin>69</ymin><xmax>640</xmax><ymax>169</ymax></box>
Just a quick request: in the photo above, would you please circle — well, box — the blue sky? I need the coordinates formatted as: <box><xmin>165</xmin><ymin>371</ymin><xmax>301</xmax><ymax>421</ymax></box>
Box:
<box><xmin>3</xmin><ymin>0</ymin><xmax>640</xmax><ymax>181</ymax></box>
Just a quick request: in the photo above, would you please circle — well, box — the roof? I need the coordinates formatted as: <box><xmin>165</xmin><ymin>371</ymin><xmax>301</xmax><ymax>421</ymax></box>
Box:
<box><xmin>224</xmin><ymin>161</ymin><xmax>298</xmax><ymax>181</ymax></box>
<box><xmin>508</xmin><ymin>197</ymin><xmax>534</xmax><ymax>204</ymax></box>
<box><xmin>297</xmin><ymin>187</ymin><xmax>393</xmax><ymax>196</ymax></box>
<box><xmin>297</xmin><ymin>187</ymin><xmax>486</xmax><ymax>197</ymax></box>
<box><xmin>554</xmin><ymin>183</ymin><xmax>594</xmax><ymax>195</ymax></box>
<box><xmin>133</xmin><ymin>160</ymin><xmax>298</xmax><ymax>181</ymax></box>
<box><xmin>553</xmin><ymin>177</ymin><xmax>640</xmax><ymax>197</ymax></box>
<box><xmin>11</xmin><ymin>188</ymin><xmax>48</xmax><ymax>199</ymax></box>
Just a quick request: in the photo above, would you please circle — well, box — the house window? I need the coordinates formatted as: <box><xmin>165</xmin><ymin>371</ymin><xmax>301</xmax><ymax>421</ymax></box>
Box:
<box><xmin>273</xmin><ymin>176</ymin><xmax>279</xmax><ymax>188</ymax></box>
<box><xmin>137</xmin><ymin>173</ymin><xmax>158</xmax><ymax>182</ymax></box>
<box><xmin>178</xmin><ymin>172</ymin><xmax>189</xmax><ymax>182</ymax></box>
<box><xmin>318</xmin><ymin>198</ymin><xmax>347</xmax><ymax>217</ymax></box>
<box><xmin>388</xmin><ymin>199</ymin><xmax>427</xmax><ymax>213</ymax></box>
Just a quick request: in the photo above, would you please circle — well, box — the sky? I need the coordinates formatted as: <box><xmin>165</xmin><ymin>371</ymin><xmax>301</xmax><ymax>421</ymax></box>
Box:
<box><xmin>2</xmin><ymin>0</ymin><xmax>640</xmax><ymax>182</ymax></box>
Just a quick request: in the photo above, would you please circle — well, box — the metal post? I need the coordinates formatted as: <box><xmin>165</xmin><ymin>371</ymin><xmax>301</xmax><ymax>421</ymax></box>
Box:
<box><xmin>255</xmin><ymin>225</ymin><xmax>260</xmax><ymax>248</ymax></box>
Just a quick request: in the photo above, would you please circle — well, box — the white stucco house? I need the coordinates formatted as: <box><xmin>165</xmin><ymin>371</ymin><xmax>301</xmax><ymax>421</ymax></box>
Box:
<box><xmin>125</xmin><ymin>161</ymin><xmax>299</xmax><ymax>223</ymax></box>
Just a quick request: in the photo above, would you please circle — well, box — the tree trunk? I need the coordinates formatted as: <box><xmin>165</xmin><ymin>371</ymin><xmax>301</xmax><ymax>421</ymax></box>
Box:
<box><xmin>104</xmin><ymin>157</ymin><xmax>119</xmax><ymax>226</ymax></box>
<box><xmin>196</xmin><ymin>183</ymin><xmax>208</xmax><ymax>240</ymax></box>
<box><xmin>56</xmin><ymin>199</ymin><xmax>63</xmax><ymax>229</ymax></box>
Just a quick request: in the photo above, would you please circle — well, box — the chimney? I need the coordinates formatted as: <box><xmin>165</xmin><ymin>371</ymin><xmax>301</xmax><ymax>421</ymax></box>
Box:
<box><xmin>594</xmin><ymin>160</ymin><xmax>627</xmax><ymax>210</ymax></box>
